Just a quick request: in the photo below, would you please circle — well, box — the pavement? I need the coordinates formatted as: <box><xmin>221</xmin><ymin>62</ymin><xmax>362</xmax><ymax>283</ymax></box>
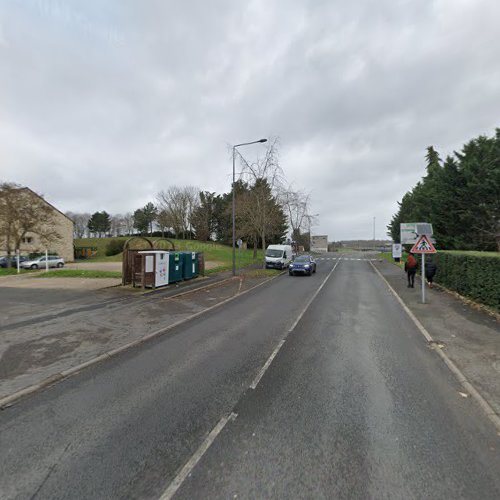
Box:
<box><xmin>65</xmin><ymin>261</ymin><xmax>122</xmax><ymax>272</ymax></box>
<box><xmin>0</xmin><ymin>266</ymin><xmax>121</xmax><ymax>290</ymax></box>
<box><xmin>64</xmin><ymin>260</ymin><xmax>225</xmax><ymax>272</ymax></box>
<box><xmin>0</xmin><ymin>252</ymin><xmax>499</xmax><ymax>499</ymax></box>
<box><xmin>372</xmin><ymin>257</ymin><xmax>500</xmax><ymax>415</ymax></box>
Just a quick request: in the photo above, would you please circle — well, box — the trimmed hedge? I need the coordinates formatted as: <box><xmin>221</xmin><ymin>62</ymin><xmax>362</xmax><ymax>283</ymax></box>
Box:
<box><xmin>435</xmin><ymin>252</ymin><xmax>500</xmax><ymax>311</ymax></box>
<box><xmin>105</xmin><ymin>239</ymin><xmax>125</xmax><ymax>256</ymax></box>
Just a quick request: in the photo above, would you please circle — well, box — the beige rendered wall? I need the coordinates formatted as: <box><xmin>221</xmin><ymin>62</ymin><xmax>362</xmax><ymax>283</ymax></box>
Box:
<box><xmin>16</xmin><ymin>210</ymin><xmax>74</xmax><ymax>262</ymax></box>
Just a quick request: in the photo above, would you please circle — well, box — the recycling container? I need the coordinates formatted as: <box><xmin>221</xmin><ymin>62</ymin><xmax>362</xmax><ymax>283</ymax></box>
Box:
<box><xmin>168</xmin><ymin>251</ymin><xmax>184</xmax><ymax>283</ymax></box>
<box><xmin>137</xmin><ymin>250</ymin><xmax>169</xmax><ymax>288</ymax></box>
<box><xmin>181</xmin><ymin>252</ymin><xmax>199</xmax><ymax>280</ymax></box>
<box><xmin>136</xmin><ymin>251</ymin><xmax>183</xmax><ymax>288</ymax></box>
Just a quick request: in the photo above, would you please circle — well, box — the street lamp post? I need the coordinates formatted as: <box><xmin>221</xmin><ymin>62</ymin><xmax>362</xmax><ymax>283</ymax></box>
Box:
<box><xmin>305</xmin><ymin>213</ymin><xmax>319</xmax><ymax>252</ymax></box>
<box><xmin>232</xmin><ymin>138</ymin><xmax>267</xmax><ymax>276</ymax></box>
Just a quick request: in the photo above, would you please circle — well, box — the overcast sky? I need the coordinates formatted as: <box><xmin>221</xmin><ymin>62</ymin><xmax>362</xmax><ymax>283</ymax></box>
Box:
<box><xmin>1</xmin><ymin>0</ymin><xmax>499</xmax><ymax>240</ymax></box>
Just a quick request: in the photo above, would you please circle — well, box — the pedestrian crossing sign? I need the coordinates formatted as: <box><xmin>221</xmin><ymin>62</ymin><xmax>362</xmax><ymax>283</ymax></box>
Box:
<box><xmin>410</xmin><ymin>235</ymin><xmax>436</xmax><ymax>254</ymax></box>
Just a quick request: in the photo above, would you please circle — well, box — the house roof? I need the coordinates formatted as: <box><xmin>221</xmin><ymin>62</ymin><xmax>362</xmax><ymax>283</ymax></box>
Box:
<box><xmin>19</xmin><ymin>187</ymin><xmax>74</xmax><ymax>224</ymax></box>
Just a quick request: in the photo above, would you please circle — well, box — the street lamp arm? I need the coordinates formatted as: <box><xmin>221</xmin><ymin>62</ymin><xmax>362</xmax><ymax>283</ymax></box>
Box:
<box><xmin>233</xmin><ymin>138</ymin><xmax>267</xmax><ymax>148</ymax></box>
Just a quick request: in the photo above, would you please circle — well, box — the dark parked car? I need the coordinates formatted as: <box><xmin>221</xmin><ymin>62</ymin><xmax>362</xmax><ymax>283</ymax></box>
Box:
<box><xmin>10</xmin><ymin>256</ymin><xmax>29</xmax><ymax>267</ymax></box>
<box><xmin>0</xmin><ymin>256</ymin><xmax>28</xmax><ymax>268</ymax></box>
<box><xmin>289</xmin><ymin>254</ymin><xmax>317</xmax><ymax>276</ymax></box>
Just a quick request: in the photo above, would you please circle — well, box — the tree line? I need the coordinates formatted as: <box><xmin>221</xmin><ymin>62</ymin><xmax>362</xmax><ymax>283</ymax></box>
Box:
<box><xmin>387</xmin><ymin>129</ymin><xmax>500</xmax><ymax>251</ymax></box>
<box><xmin>68</xmin><ymin>139</ymin><xmax>316</xmax><ymax>251</ymax></box>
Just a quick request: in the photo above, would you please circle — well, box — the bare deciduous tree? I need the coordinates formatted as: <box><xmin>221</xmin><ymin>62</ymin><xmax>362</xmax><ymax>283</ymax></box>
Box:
<box><xmin>156</xmin><ymin>209</ymin><xmax>173</xmax><ymax>237</ymax></box>
<box><xmin>157</xmin><ymin>186</ymin><xmax>200</xmax><ymax>239</ymax></box>
<box><xmin>66</xmin><ymin>212</ymin><xmax>91</xmax><ymax>238</ymax></box>
<box><xmin>0</xmin><ymin>183</ymin><xmax>61</xmax><ymax>256</ymax></box>
<box><xmin>110</xmin><ymin>214</ymin><xmax>128</xmax><ymax>237</ymax></box>
<box><xmin>237</xmin><ymin>137</ymin><xmax>285</xmax><ymax>193</ymax></box>
<box><xmin>122</xmin><ymin>212</ymin><xmax>134</xmax><ymax>236</ymax></box>
<box><xmin>279</xmin><ymin>188</ymin><xmax>312</xmax><ymax>239</ymax></box>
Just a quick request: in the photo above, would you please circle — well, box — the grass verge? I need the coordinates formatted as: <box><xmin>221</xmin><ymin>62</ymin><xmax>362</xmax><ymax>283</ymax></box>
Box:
<box><xmin>0</xmin><ymin>268</ymin><xmax>36</xmax><ymax>276</ymax></box>
<box><xmin>379</xmin><ymin>252</ymin><xmax>406</xmax><ymax>270</ymax></box>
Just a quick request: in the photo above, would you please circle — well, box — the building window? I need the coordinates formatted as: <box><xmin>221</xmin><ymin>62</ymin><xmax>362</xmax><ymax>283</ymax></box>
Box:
<box><xmin>22</xmin><ymin>237</ymin><xmax>33</xmax><ymax>244</ymax></box>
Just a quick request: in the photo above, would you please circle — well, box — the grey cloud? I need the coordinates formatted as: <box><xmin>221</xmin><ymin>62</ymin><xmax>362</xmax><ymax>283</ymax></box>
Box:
<box><xmin>0</xmin><ymin>0</ymin><xmax>499</xmax><ymax>240</ymax></box>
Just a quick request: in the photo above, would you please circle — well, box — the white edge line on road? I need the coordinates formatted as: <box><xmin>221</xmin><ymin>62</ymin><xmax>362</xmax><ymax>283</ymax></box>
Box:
<box><xmin>0</xmin><ymin>272</ymin><xmax>286</xmax><ymax>409</ymax></box>
<box><xmin>159</xmin><ymin>412</ymin><xmax>238</xmax><ymax>500</ymax></box>
<box><xmin>250</xmin><ymin>258</ymin><xmax>342</xmax><ymax>390</ymax></box>
<box><xmin>370</xmin><ymin>261</ymin><xmax>500</xmax><ymax>433</ymax></box>
<box><xmin>249</xmin><ymin>339</ymin><xmax>286</xmax><ymax>390</ymax></box>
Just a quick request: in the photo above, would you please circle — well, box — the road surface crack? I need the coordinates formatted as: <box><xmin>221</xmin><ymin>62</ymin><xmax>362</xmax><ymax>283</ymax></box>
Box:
<box><xmin>29</xmin><ymin>441</ymin><xmax>72</xmax><ymax>500</ymax></box>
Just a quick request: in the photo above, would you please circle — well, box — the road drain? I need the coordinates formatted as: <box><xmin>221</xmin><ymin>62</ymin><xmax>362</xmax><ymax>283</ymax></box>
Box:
<box><xmin>428</xmin><ymin>339</ymin><xmax>446</xmax><ymax>350</ymax></box>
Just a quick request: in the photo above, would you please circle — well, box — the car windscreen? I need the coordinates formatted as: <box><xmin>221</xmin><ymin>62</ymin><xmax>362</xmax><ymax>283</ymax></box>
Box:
<box><xmin>266</xmin><ymin>249</ymin><xmax>283</xmax><ymax>258</ymax></box>
<box><xmin>294</xmin><ymin>256</ymin><xmax>310</xmax><ymax>263</ymax></box>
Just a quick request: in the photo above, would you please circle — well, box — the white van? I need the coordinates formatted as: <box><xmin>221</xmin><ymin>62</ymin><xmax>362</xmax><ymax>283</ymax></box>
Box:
<box><xmin>265</xmin><ymin>244</ymin><xmax>293</xmax><ymax>270</ymax></box>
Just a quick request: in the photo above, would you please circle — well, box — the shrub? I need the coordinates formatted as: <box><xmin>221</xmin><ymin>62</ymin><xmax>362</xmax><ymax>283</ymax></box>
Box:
<box><xmin>105</xmin><ymin>239</ymin><xmax>125</xmax><ymax>256</ymax></box>
<box><xmin>435</xmin><ymin>252</ymin><xmax>500</xmax><ymax>311</ymax></box>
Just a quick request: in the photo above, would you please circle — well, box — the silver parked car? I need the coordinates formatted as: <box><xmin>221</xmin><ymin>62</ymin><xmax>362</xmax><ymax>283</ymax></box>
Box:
<box><xmin>21</xmin><ymin>255</ymin><xmax>65</xmax><ymax>269</ymax></box>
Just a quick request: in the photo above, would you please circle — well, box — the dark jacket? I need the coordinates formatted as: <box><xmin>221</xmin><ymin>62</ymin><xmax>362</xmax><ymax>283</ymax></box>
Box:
<box><xmin>425</xmin><ymin>261</ymin><xmax>437</xmax><ymax>277</ymax></box>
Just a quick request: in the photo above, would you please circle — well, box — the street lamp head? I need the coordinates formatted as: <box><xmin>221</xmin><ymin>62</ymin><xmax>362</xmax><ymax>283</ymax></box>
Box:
<box><xmin>258</xmin><ymin>138</ymin><xmax>267</xmax><ymax>143</ymax></box>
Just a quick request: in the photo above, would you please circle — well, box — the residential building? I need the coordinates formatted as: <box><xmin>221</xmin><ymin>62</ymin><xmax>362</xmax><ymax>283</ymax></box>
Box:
<box><xmin>0</xmin><ymin>187</ymin><xmax>74</xmax><ymax>262</ymax></box>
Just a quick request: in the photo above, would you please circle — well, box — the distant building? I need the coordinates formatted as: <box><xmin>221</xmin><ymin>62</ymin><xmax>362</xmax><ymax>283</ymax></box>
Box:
<box><xmin>310</xmin><ymin>235</ymin><xmax>328</xmax><ymax>253</ymax></box>
<box><xmin>339</xmin><ymin>239</ymin><xmax>392</xmax><ymax>251</ymax></box>
<box><xmin>0</xmin><ymin>187</ymin><xmax>74</xmax><ymax>261</ymax></box>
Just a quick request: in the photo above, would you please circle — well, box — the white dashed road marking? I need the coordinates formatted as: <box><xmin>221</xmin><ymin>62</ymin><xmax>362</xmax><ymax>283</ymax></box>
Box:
<box><xmin>160</xmin><ymin>258</ymin><xmax>343</xmax><ymax>499</ymax></box>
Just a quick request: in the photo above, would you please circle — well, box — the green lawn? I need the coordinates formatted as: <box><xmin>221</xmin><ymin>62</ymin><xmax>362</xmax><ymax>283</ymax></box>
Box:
<box><xmin>74</xmin><ymin>237</ymin><xmax>265</xmax><ymax>269</ymax></box>
<box><xmin>0</xmin><ymin>268</ymin><xmax>36</xmax><ymax>276</ymax></box>
<box><xmin>38</xmin><ymin>269</ymin><xmax>122</xmax><ymax>279</ymax></box>
<box><xmin>379</xmin><ymin>252</ymin><xmax>406</xmax><ymax>270</ymax></box>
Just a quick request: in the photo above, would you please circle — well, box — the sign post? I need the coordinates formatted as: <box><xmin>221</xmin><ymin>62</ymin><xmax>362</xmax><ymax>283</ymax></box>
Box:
<box><xmin>237</xmin><ymin>239</ymin><xmax>243</xmax><ymax>274</ymax></box>
<box><xmin>422</xmin><ymin>253</ymin><xmax>426</xmax><ymax>304</ymax></box>
<box><xmin>410</xmin><ymin>234</ymin><xmax>437</xmax><ymax>304</ymax></box>
<box><xmin>392</xmin><ymin>243</ymin><xmax>402</xmax><ymax>262</ymax></box>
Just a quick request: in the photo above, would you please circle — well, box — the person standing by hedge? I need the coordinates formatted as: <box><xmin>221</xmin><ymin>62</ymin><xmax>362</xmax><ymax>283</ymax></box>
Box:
<box><xmin>404</xmin><ymin>252</ymin><xmax>418</xmax><ymax>288</ymax></box>
<box><xmin>425</xmin><ymin>257</ymin><xmax>437</xmax><ymax>288</ymax></box>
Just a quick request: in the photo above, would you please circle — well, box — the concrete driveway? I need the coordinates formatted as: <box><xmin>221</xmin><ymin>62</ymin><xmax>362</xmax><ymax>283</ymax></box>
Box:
<box><xmin>0</xmin><ymin>264</ymin><xmax>120</xmax><ymax>290</ymax></box>
<box><xmin>0</xmin><ymin>259</ymin><xmax>224</xmax><ymax>291</ymax></box>
<box><xmin>0</xmin><ymin>274</ymin><xmax>121</xmax><ymax>290</ymax></box>
<box><xmin>65</xmin><ymin>261</ymin><xmax>122</xmax><ymax>272</ymax></box>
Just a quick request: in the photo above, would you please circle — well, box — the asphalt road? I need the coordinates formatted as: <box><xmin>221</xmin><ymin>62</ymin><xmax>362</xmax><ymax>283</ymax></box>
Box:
<box><xmin>0</xmin><ymin>253</ymin><xmax>499</xmax><ymax>499</ymax></box>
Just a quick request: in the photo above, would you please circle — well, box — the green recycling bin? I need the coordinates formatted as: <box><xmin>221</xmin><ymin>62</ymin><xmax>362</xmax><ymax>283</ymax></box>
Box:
<box><xmin>181</xmin><ymin>252</ymin><xmax>199</xmax><ymax>280</ymax></box>
<box><xmin>168</xmin><ymin>252</ymin><xmax>184</xmax><ymax>283</ymax></box>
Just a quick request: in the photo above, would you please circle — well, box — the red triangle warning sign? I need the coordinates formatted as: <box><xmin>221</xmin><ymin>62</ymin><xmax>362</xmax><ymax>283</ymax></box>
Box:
<box><xmin>410</xmin><ymin>235</ymin><xmax>436</xmax><ymax>254</ymax></box>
